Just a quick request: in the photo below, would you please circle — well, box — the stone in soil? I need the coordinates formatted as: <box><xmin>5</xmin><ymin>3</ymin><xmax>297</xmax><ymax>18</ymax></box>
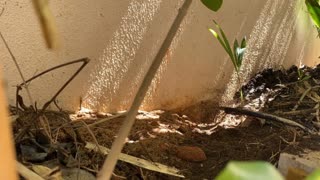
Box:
<box><xmin>176</xmin><ymin>146</ymin><xmax>207</xmax><ymax>162</ymax></box>
<box><xmin>278</xmin><ymin>151</ymin><xmax>320</xmax><ymax>176</ymax></box>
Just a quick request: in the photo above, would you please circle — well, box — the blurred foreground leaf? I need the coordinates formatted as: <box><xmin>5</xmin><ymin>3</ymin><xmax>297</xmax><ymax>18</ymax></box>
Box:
<box><xmin>216</xmin><ymin>161</ymin><xmax>284</xmax><ymax>180</ymax></box>
<box><xmin>201</xmin><ymin>0</ymin><xmax>223</xmax><ymax>12</ymax></box>
<box><xmin>32</xmin><ymin>0</ymin><xmax>59</xmax><ymax>49</ymax></box>
<box><xmin>305</xmin><ymin>0</ymin><xmax>320</xmax><ymax>37</ymax></box>
<box><xmin>306</xmin><ymin>169</ymin><xmax>320</xmax><ymax>180</ymax></box>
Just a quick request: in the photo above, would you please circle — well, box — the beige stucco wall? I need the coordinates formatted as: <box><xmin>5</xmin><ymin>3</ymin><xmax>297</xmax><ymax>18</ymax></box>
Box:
<box><xmin>0</xmin><ymin>0</ymin><xmax>319</xmax><ymax>112</ymax></box>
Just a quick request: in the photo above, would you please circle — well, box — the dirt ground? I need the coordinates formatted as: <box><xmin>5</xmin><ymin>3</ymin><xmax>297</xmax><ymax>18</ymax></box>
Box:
<box><xmin>12</xmin><ymin>64</ymin><xmax>320</xmax><ymax>179</ymax></box>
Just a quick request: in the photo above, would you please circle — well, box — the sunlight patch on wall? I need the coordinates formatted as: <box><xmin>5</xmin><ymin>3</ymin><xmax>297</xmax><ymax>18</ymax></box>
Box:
<box><xmin>221</xmin><ymin>0</ymin><xmax>307</xmax><ymax>104</ymax></box>
<box><xmin>142</xmin><ymin>8</ymin><xmax>193</xmax><ymax>110</ymax></box>
<box><xmin>82</xmin><ymin>0</ymin><xmax>162</xmax><ymax>112</ymax></box>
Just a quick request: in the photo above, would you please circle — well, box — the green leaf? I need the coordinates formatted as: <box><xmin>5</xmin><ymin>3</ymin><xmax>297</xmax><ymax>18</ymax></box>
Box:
<box><xmin>209</xmin><ymin>28</ymin><xmax>236</xmax><ymax>69</ymax></box>
<box><xmin>240</xmin><ymin>37</ymin><xmax>246</xmax><ymax>49</ymax></box>
<box><xmin>233</xmin><ymin>39</ymin><xmax>240</xmax><ymax>70</ymax></box>
<box><xmin>305</xmin><ymin>0</ymin><xmax>320</xmax><ymax>28</ymax></box>
<box><xmin>212</xmin><ymin>20</ymin><xmax>235</xmax><ymax>63</ymax></box>
<box><xmin>236</xmin><ymin>48</ymin><xmax>246</xmax><ymax>66</ymax></box>
<box><xmin>216</xmin><ymin>161</ymin><xmax>284</xmax><ymax>180</ymax></box>
<box><xmin>201</xmin><ymin>0</ymin><xmax>223</xmax><ymax>12</ymax></box>
<box><xmin>209</xmin><ymin>28</ymin><xmax>228</xmax><ymax>54</ymax></box>
<box><xmin>306</xmin><ymin>169</ymin><xmax>320</xmax><ymax>180</ymax></box>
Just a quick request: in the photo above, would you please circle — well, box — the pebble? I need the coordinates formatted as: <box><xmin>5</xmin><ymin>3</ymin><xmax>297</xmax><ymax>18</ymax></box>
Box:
<box><xmin>176</xmin><ymin>146</ymin><xmax>207</xmax><ymax>162</ymax></box>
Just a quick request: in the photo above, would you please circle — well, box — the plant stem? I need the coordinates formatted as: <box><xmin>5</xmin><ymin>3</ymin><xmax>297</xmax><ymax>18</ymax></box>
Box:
<box><xmin>97</xmin><ymin>1</ymin><xmax>193</xmax><ymax>179</ymax></box>
<box><xmin>236</xmin><ymin>71</ymin><xmax>244</xmax><ymax>101</ymax></box>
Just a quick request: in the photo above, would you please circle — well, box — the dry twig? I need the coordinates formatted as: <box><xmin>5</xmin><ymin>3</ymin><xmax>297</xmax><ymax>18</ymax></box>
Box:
<box><xmin>219</xmin><ymin>107</ymin><xmax>315</xmax><ymax>134</ymax></box>
<box><xmin>86</xmin><ymin>112</ymin><xmax>127</xmax><ymax>128</ymax></box>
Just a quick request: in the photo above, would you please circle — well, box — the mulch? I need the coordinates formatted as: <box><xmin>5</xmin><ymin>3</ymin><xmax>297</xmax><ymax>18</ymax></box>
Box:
<box><xmin>12</xmin><ymin>64</ymin><xmax>320</xmax><ymax>179</ymax></box>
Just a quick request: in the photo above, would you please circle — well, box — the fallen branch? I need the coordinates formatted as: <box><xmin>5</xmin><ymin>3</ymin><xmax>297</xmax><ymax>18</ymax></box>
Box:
<box><xmin>85</xmin><ymin>142</ymin><xmax>185</xmax><ymax>178</ymax></box>
<box><xmin>219</xmin><ymin>107</ymin><xmax>315</xmax><ymax>134</ymax></box>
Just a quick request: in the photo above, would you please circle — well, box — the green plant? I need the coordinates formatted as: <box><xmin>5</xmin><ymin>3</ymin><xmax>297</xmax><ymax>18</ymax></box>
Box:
<box><xmin>305</xmin><ymin>0</ymin><xmax>320</xmax><ymax>37</ymax></box>
<box><xmin>297</xmin><ymin>68</ymin><xmax>311</xmax><ymax>81</ymax></box>
<box><xmin>306</xmin><ymin>169</ymin><xmax>320</xmax><ymax>180</ymax></box>
<box><xmin>216</xmin><ymin>161</ymin><xmax>320</xmax><ymax>180</ymax></box>
<box><xmin>209</xmin><ymin>20</ymin><xmax>246</xmax><ymax>100</ymax></box>
<box><xmin>216</xmin><ymin>161</ymin><xmax>283</xmax><ymax>180</ymax></box>
<box><xmin>201</xmin><ymin>0</ymin><xmax>320</xmax><ymax>39</ymax></box>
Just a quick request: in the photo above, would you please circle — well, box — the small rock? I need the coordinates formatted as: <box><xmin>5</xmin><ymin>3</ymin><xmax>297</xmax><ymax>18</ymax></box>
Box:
<box><xmin>278</xmin><ymin>152</ymin><xmax>320</xmax><ymax>176</ymax></box>
<box><xmin>286</xmin><ymin>167</ymin><xmax>307</xmax><ymax>180</ymax></box>
<box><xmin>176</xmin><ymin>146</ymin><xmax>206</xmax><ymax>162</ymax></box>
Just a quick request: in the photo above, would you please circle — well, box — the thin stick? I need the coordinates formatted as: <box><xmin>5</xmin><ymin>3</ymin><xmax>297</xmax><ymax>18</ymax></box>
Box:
<box><xmin>40</xmin><ymin>58</ymin><xmax>89</xmax><ymax>111</ymax></box>
<box><xmin>16</xmin><ymin>58</ymin><xmax>89</xmax><ymax>112</ymax></box>
<box><xmin>0</xmin><ymin>31</ymin><xmax>34</xmax><ymax>105</ymax></box>
<box><xmin>220</xmin><ymin>106</ymin><xmax>315</xmax><ymax>134</ymax></box>
<box><xmin>97</xmin><ymin>1</ymin><xmax>193</xmax><ymax>179</ymax></box>
<box><xmin>86</xmin><ymin>112</ymin><xmax>127</xmax><ymax>128</ymax></box>
<box><xmin>276</xmin><ymin>108</ymin><xmax>316</xmax><ymax>116</ymax></box>
<box><xmin>15</xmin><ymin>58</ymin><xmax>89</xmax><ymax>141</ymax></box>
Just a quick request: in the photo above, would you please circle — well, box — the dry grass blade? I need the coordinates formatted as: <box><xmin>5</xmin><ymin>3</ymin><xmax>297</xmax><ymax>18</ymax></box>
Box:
<box><xmin>85</xmin><ymin>142</ymin><xmax>185</xmax><ymax>178</ymax></box>
<box><xmin>17</xmin><ymin>161</ymin><xmax>44</xmax><ymax>180</ymax></box>
<box><xmin>39</xmin><ymin>115</ymin><xmax>53</xmax><ymax>143</ymax></box>
<box><xmin>293</xmin><ymin>85</ymin><xmax>313</xmax><ymax>111</ymax></box>
<box><xmin>79</xmin><ymin>121</ymin><xmax>103</xmax><ymax>154</ymax></box>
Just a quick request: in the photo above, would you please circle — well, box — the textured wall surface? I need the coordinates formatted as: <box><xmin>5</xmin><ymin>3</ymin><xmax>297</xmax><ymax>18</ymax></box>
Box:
<box><xmin>0</xmin><ymin>0</ymin><xmax>318</xmax><ymax>112</ymax></box>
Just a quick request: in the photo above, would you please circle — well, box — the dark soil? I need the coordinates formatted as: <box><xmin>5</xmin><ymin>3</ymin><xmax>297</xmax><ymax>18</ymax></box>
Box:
<box><xmin>12</xmin><ymin>64</ymin><xmax>320</xmax><ymax>179</ymax></box>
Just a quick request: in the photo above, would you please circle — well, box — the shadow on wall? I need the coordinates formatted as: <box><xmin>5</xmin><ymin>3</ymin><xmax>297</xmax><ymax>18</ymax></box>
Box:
<box><xmin>83</xmin><ymin>0</ymin><xmax>163</xmax><ymax>112</ymax></box>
